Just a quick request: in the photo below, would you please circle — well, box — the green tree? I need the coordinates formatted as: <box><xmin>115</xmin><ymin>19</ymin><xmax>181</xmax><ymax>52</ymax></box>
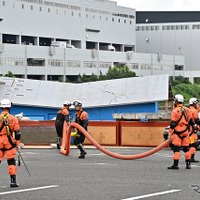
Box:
<box><xmin>76</xmin><ymin>65</ymin><xmax>136</xmax><ymax>83</ymax></box>
<box><xmin>5</xmin><ymin>71</ymin><xmax>16</xmax><ymax>78</ymax></box>
<box><xmin>65</xmin><ymin>77</ymin><xmax>71</xmax><ymax>83</ymax></box>
<box><xmin>105</xmin><ymin>65</ymin><xmax>136</xmax><ymax>80</ymax></box>
<box><xmin>170</xmin><ymin>75</ymin><xmax>191</xmax><ymax>86</ymax></box>
<box><xmin>172</xmin><ymin>83</ymin><xmax>200</xmax><ymax>104</ymax></box>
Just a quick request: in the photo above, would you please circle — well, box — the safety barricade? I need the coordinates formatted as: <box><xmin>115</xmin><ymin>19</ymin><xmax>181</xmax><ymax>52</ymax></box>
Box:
<box><xmin>83</xmin><ymin>121</ymin><xmax>120</xmax><ymax>146</ymax></box>
<box><xmin>120</xmin><ymin>121</ymin><xmax>170</xmax><ymax>147</ymax></box>
<box><xmin>18</xmin><ymin>120</ymin><xmax>170</xmax><ymax>147</ymax></box>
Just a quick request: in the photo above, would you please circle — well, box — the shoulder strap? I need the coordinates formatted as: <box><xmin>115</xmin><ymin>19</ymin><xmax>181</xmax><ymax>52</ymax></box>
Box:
<box><xmin>0</xmin><ymin>114</ymin><xmax>9</xmax><ymax>133</ymax></box>
<box><xmin>78</xmin><ymin>110</ymin><xmax>83</xmax><ymax>118</ymax></box>
<box><xmin>175</xmin><ymin>106</ymin><xmax>185</xmax><ymax>126</ymax></box>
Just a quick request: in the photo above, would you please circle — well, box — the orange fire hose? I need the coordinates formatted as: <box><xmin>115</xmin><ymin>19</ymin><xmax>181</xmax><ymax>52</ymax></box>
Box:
<box><xmin>61</xmin><ymin>122</ymin><xmax>172</xmax><ymax>160</ymax></box>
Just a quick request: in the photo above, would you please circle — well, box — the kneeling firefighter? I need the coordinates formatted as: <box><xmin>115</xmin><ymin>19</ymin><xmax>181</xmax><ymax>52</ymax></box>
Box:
<box><xmin>0</xmin><ymin>99</ymin><xmax>21</xmax><ymax>187</ymax></box>
<box><xmin>55</xmin><ymin>101</ymin><xmax>71</xmax><ymax>149</ymax></box>
<box><xmin>189</xmin><ymin>97</ymin><xmax>200</xmax><ymax>162</ymax></box>
<box><xmin>168</xmin><ymin>94</ymin><xmax>195</xmax><ymax>170</ymax></box>
<box><xmin>73</xmin><ymin>100</ymin><xmax>89</xmax><ymax>159</ymax></box>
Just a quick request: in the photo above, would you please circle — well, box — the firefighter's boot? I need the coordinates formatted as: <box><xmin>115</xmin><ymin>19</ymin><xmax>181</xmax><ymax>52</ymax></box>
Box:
<box><xmin>10</xmin><ymin>175</ymin><xmax>19</xmax><ymax>188</ymax></box>
<box><xmin>167</xmin><ymin>160</ymin><xmax>179</xmax><ymax>170</ymax></box>
<box><xmin>190</xmin><ymin>154</ymin><xmax>199</xmax><ymax>163</ymax></box>
<box><xmin>56</xmin><ymin>137</ymin><xmax>61</xmax><ymax>149</ymax></box>
<box><xmin>77</xmin><ymin>144</ymin><xmax>87</xmax><ymax>159</ymax></box>
<box><xmin>186</xmin><ymin>160</ymin><xmax>191</xmax><ymax>169</ymax></box>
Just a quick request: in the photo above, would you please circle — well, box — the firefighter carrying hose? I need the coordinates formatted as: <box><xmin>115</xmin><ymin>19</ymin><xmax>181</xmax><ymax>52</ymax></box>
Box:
<box><xmin>189</xmin><ymin>97</ymin><xmax>200</xmax><ymax>162</ymax></box>
<box><xmin>73</xmin><ymin>100</ymin><xmax>89</xmax><ymax>159</ymax></box>
<box><xmin>168</xmin><ymin>94</ymin><xmax>195</xmax><ymax>170</ymax></box>
<box><xmin>0</xmin><ymin>99</ymin><xmax>21</xmax><ymax>187</ymax></box>
<box><xmin>55</xmin><ymin>101</ymin><xmax>71</xmax><ymax>149</ymax></box>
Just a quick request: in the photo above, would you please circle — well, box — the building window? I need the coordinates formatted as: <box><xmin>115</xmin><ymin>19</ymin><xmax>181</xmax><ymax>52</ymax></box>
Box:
<box><xmin>12</xmin><ymin>3</ymin><xmax>15</xmax><ymax>8</ymax></box>
<box><xmin>175</xmin><ymin>65</ymin><xmax>184</xmax><ymax>71</ymax></box>
<box><xmin>153</xmin><ymin>64</ymin><xmax>163</xmax><ymax>70</ymax></box>
<box><xmin>71</xmin><ymin>12</ymin><xmax>74</xmax><ymax>16</ymax></box>
<box><xmin>118</xmin><ymin>19</ymin><xmax>120</xmax><ymax>23</ymax></box>
<box><xmin>151</xmin><ymin>26</ymin><xmax>154</xmax><ymax>31</ymax></box>
<box><xmin>2</xmin><ymin>1</ymin><xmax>5</xmax><ymax>6</ymax></box>
<box><xmin>5</xmin><ymin>58</ymin><xmax>24</xmax><ymax>67</ymax></box>
<box><xmin>66</xmin><ymin>60</ymin><xmax>81</xmax><ymax>68</ymax></box>
<box><xmin>27</xmin><ymin>58</ymin><xmax>45</xmax><ymax>67</ymax></box>
<box><xmin>164</xmin><ymin>65</ymin><xmax>172</xmax><ymax>70</ymax></box>
<box><xmin>3</xmin><ymin>34</ymin><xmax>18</xmax><ymax>44</ymax></box>
<box><xmin>100</xmin><ymin>62</ymin><xmax>111</xmax><ymax>68</ymax></box>
<box><xmin>124</xmin><ymin>19</ymin><xmax>126</xmax><ymax>24</ymax></box>
<box><xmin>47</xmin><ymin>59</ymin><xmax>63</xmax><ymax>67</ymax></box>
<box><xmin>129</xmin><ymin>63</ymin><xmax>139</xmax><ymax>70</ymax></box>
<box><xmin>40</xmin><ymin>7</ymin><xmax>42</xmax><ymax>12</ymax></box>
<box><xmin>64</xmin><ymin>10</ymin><xmax>66</xmax><ymax>15</ymax></box>
<box><xmin>84</xmin><ymin>61</ymin><xmax>96</xmax><ymax>68</ymax></box>
<box><xmin>130</xmin><ymin>20</ymin><xmax>132</xmax><ymax>24</ymax></box>
<box><xmin>86</xmin><ymin>14</ymin><xmax>88</xmax><ymax>18</ymax></box>
<box><xmin>22</xmin><ymin>4</ymin><xmax>24</xmax><ymax>9</ymax></box>
<box><xmin>185</xmin><ymin>25</ymin><xmax>189</xmax><ymax>29</ymax></box>
<box><xmin>100</xmin><ymin>16</ymin><xmax>101</xmax><ymax>20</ymax></box>
<box><xmin>48</xmin><ymin>8</ymin><xmax>50</xmax><ymax>13</ymax></box>
<box><xmin>79</xmin><ymin>13</ymin><xmax>81</xmax><ymax>17</ymax></box>
<box><xmin>141</xmin><ymin>64</ymin><xmax>151</xmax><ymax>70</ymax></box>
<box><xmin>93</xmin><ymin>15</ymin><xmax>95</xmax><ymax>19</ymax></box>
<box><xmin>56</xmin><ymin>9</ymin><xmax>58</xmax><ymax>14</ymax></box>
<box><xmin>31</xmin><ymin>5</ymin><xmax>33</xmax><ymax>10</ymax></box>
<box><xmin>112</xmin><ymin>18</ymin><xmax>114</xmax><ymax>22</ymax></box>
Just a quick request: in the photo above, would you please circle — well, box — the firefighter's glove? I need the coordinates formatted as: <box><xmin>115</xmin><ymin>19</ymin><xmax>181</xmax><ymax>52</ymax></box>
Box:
<box><xmin>167</xmin><ymin>135</ymin><xmax>172</xmax><ymax>140</ymax></box>
<box><xmin>16</xmin><ymin>146</ymin><xmax>20</xmax><ymax>153</ymax></box>
<box><xmin>71</xmin><ymin>129</ymin><xmax>78</xmax><ymax>137</ymax></box>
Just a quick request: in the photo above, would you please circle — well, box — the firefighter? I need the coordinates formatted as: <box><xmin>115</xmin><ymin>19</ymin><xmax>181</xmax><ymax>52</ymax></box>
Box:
<box><xmin>189</xmin><ymin>98</ymin><xmax>200</xmax><ymax>162</ymax></box>
<box><xmin>0</xmin><ymin>99</ymin><xmax>21</xmax><ymax>187</ymax></box>
<box><xmin>73</xmin><ymin>100</ymin><xmax>89</xmax><ymax>159</ymax></box>
<box><xmin>168</xmin><ymin>94</ymin><xmax>195</xmax><ymax>170</ymax></box>
<box><xmin>55</xmin><ymin>101</ymin><xmax>71</xmax><ymax>149</ymax></box>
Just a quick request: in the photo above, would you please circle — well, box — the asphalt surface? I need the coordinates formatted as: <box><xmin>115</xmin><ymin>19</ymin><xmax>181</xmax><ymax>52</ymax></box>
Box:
<box><xmin>0</xmin><ymin>146</ymin><xmax>200</xmax><ymax>200</ymax></box>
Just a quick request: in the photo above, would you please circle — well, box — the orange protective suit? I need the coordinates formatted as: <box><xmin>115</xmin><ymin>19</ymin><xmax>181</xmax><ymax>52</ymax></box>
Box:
<box><xmin>0</xmin><ymin>111</ymin><xmax>20</xmax><ymax>175</ymax></box>
<box><xmin>169</xmin><ymin>105</ymin><xmax>193</xmax><ymax>160</ymax></box>
<box><xmin>189</xmin><ymin>106</ymin><xmax>199</xmax><ymax>153</ymax></box>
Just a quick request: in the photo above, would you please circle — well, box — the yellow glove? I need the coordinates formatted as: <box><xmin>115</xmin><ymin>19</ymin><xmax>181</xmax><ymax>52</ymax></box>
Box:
<box><xmin>71</xmin><ymin>129</ymin><xmax>77</xmax><ymax>137</ymax></box>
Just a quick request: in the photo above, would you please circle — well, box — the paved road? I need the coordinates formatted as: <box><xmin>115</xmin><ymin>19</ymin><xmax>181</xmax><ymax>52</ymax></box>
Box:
<box><xmin>0</xmin><ymin>147</ymin><xmax>200</xmax><ymax>200</ymax></box>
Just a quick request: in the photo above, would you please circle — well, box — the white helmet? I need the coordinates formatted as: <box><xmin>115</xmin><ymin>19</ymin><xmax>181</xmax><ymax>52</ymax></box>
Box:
<box><xmin>174</xmin><ymin>94</ymin><xmax>184</xmax><ymax>103</ymax></box>
<box><xmin>0</xmin><ymin>99</ymin><xmax>12</xmax><ymax>108</ymax></box>
<box><xmin>63</xmin><ymin>101</ymin><xmax>71</xmax><ymax>107</ymax></box>
<box><xmin>189</xmin><ymin>97</ymin><xmax>198</xmax><ymax>105</ymax></box>
<box><xmin>73</xmin><ymin>100</ymin><xmax>82</xmax><ymax>107</ymax></box>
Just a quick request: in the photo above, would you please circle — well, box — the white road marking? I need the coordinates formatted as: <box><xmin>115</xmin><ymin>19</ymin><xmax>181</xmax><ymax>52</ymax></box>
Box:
<box><xmin>191</xmin><ymin>165</ymin><xmax>200</xmax><ymax>168</ymax></box>
<box><xmin>0</xmin><ymin>185</ymin><xmax>59</xmax><ymax>196</ymax></box>
<box><xmin>21</xmin><ymin>152</ymin><xmax>39</xmax><ymax>155</ymax></box>
<box><xmin>89</xmin><ymin>153</ymin><xmax>104</xmax><ymax>156</ymax></box>
<box><xmin>82</xmin><ymin>163</ymin><xmax>117</xmax><ymax>166</ymax></box>
<box><xmin>121</xmin><ymin>189</ymin><xmax>181</xmax><ymax>200</ymax></box>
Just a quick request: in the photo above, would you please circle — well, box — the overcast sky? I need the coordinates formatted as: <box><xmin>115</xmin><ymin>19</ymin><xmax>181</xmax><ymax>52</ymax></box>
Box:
<box><xmin>114</xmin><ymin>0</ymin><xmax>200</xmax><ymax>11</ymax></box>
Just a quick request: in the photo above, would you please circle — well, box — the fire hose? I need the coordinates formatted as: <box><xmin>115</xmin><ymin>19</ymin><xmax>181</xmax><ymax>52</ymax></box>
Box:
<box><xmin>60</xmin><ymin>121</ymin><xmax>172</xmax><ymax>160</ymax></box>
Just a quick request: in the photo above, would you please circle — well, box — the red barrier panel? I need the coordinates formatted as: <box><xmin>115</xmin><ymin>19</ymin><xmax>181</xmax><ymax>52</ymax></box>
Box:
<box><xmin>61</xmin><ymin>122</ymin><xmax>172</xmax><ymax>160</ymax></box>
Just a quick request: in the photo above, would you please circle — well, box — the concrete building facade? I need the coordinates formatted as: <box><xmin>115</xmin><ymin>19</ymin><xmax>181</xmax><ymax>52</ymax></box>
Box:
<box><xmin>136</xmin><ymin>11</ymin><xmax>200</xmax><ymax>83</ymax></box>
<box><xmin>0</xmin><ymin>0</ymin><xmax>184</xmax><ymax>81</ymax></box>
